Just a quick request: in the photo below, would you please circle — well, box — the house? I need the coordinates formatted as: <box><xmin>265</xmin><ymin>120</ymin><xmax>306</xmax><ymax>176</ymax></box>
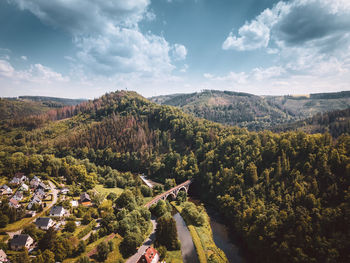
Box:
<box><xmin>19</xmin><ymin>183</ymin><xmax>29</xmax><ymax>192</ymax></box>
<box><xmin>10</xmin><ymin>173</ymin><xmax>28</xmax><ymax>185</ymax></box>
<box><xmin>137</xmin><ymin>247</ymin><xmax>159</xmax><ymax>263</ymax></box>
<box><xmin>30</xmin><ymin>176</ymin><xmax>41</xmax><ymax>188</ymax></box>
<box><xmin>12</xmin><ymin>191</ymin><xmax>24</xmax><ymax>201</ymax></box>
<box><xmin>27</xmin><ymin>196</ymin><xmax>42</xmax><ymax>210</ymax></box>
<box><xmin>80</xmin><ymin>193</ymin><xmax>92</xmax><ymax>206</ymax></box>
<box><xmin>34</xmin><ymin>188</ymin><xmax>46</xmax><ymax>199</ymax></box>
<box><xmin>38</xmin><ymin>182</ymin><xmax>49</xmax><ymax>191</ymax></box>
<box><xmin>0</xmin><ymin>249</ymin><xmax>8</xmax><ymax>262</ymax></box>
<box><xmin>71</xmin><ymin>200</ymin><xmax>78</xmax><ymax>207</ymax></box>
<box><xmin>49</xmin><ymin>206</ymin><xmax>66</xmax><ymax>217</ymax></box>
<box><xmin>35</xmin><ymin>217</ymin><xmax>55</xmax><ymax>230</ymax></box>
<box><xmin>9</xmin><ymin>198</ymin><xmax>20</xmax><ymax>209</ymax></box>
<box><xmin>0</xmin><ymin>185</ymin><xmax>12</xmax><ymax>195</ymax></box>
<box><xmin>10</xmin><ymin>234</ymin><xmax>34</xmax><ymax>251</ymax></box>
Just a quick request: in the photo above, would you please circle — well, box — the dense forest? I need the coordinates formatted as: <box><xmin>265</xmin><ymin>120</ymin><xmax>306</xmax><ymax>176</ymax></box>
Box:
<box><xmin>274</xmin><ymin>108</ymin><xmax>350</xmax><ymax>138</ymax></box>
<box><xmin>0</xmin><ymin>91</ymin><xmax>349</xmax><ymax>262</ymax></box>
<box><xmin>151</xmin><ymin>90</ymin><xmax>350</xmax><ymax>131</ymax></box>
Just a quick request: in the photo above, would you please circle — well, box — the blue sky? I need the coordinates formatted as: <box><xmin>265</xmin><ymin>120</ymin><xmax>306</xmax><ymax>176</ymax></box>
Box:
<box><xmin>0</xmin><ymin>0</ymin><xmax>349</xmax><ymax>98</ymax></box>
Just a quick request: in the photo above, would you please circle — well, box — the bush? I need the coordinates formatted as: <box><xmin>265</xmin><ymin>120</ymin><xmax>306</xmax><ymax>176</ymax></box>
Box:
<box><xmin>181</xmin><ymin>202</ymin><xmax>205</xmax><ymax>226</ymax></box>
<box><xmin>64</xmin><ymin>221</ymin><xmax>77</xmax><ymax>233</ymax></box>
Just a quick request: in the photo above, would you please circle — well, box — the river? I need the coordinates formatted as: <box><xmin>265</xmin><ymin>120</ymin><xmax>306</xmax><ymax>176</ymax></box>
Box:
<box><xmin>173</xmin><ymin>212</ymin><xmax>200</xmax><ymax>263</ymax></box>
<box><xmin>207</xmin><ymin>208</ymin><xmax>244</xmax><ymax>263</ymax></box>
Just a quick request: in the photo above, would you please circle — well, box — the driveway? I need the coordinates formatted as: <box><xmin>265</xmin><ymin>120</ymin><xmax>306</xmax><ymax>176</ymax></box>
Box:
<box><xmin>125</xmin><ymin>218</ymin><xmax>157</xmax><ymax>263</ymax></box>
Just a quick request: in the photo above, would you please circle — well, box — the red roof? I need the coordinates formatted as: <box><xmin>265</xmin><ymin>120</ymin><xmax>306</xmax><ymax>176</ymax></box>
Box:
<box><xmin>137</xmin><ymin>247</ymin><xmax>159</xmax><ymax>263</ymax></box>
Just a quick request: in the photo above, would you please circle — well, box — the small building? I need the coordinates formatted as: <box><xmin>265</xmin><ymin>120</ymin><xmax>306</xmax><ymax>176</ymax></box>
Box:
<box><xmin>137</xmin><ymin>247</ymin><xmax>159</xmax><ymax>263</ymax></box>
<box><xmin>35</xmin><ymin>217</ymin><xmax>55</xmax><ymax>230</ymax></box>
<box><xmin>60</xmin><ymin>188</ymin><xmax>69</xmax><ymax>195</ymax></box>
<box><xmin>71</xmin><ymin>200</ymin><xmax>78</xmax><ymax>207</ymax></box>
<box><xmin>80</xmin><ymin>193</ymin><xmax>92</xmax><ymax>206</ymax></box>
<box><xmin>10</xmin><ymin>173</ymin><xmax>28</xmax><ymax>185</ymax></box>
<box><xmin>12</xmin><ymin>192</ymin><xmax>24</xmax><ymax>201</ymax></box>
<box><xmin>30</xmin><ymin>176</ymin><xmax>41</xmax><ymax>189</ymax></box>
<box><xmin>49</xmin><ymin>206</ymin><xmax>66</xmax><ymax>217</ymax></box>
<box><xmin>38</xmin><ymin>182</ymin><xmax>49</xmax><ymax>191</ymax></box>
<box><xmin>0</xmin><ymin>185</ymin><xmax>12</xmax><ymax>195</ymax></box>
<box><xmin>10</xmin><ymin>234</ymin><xmax>34</xmax><ymax>251</ymax></box>
<box><xmin>19</xmin><ymin>183</ymin><xmax>29</xmax><ymax>192</ymax></box>
<box><xmin>0</xmin><ymin>249</ymin><xmax>8</xmax><ymax>262</ymax></box>
<box><xmin>9</xmin><ymin>198</ymin><xmax>20</xmax><ymax>209</ymax></box>
<box><xmin>34</xmin><ymin>188</ymin><xmax>46</xmax><ymax>199</ymax></box>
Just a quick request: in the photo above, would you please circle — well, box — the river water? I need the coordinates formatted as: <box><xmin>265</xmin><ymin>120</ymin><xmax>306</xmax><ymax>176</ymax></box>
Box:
<box><xmin>207</xmin><ymin>209</ymin><xmax>244</xmax><ymax>263</ymax></box>
<box><xmin>173</xmin><ymin>212</ymin><xmax>200</xmax><ymax>263</ymax></box>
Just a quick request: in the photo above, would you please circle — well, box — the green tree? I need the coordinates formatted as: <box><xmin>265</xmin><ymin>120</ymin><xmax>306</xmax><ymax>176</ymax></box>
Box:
<box><xmin>97</xmin><ymin>241</ymin><xmax>109</xmax><ymax>261</ymax></box>
<box><xmin>155</xmin><ymin>214</ymin><xmax>180</xmax><ymax>250</ymax></box>
<box><xmin>65</xmin><ymin>221</ymin><xmax>77</xmax><ymax>232</ymax></box>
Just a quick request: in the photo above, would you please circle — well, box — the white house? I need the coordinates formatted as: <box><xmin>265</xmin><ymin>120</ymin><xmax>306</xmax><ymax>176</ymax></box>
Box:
<box><xmin>19</xmin><ymin>183</ymin><xmax>29</xmax><ymax>192</ymax></box>
<box><xmin>10</xmin><ymin>234</ymin><xmax>34</xmax><ymax>251</ymax></box>
<box><xmin>49</xmin><ymin>206</ymin><xmax>66</xmax><ymax>217</ymax></box>
<box><xmin>35</xmin><ymin>217</ymin><xmax>55</xmax><ymax>230</ymax></box>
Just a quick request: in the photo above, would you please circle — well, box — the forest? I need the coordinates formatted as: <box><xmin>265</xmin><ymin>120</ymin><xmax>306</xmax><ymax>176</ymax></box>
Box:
<box><xmin>0</xmin><ymin>90</ymin><xmax>349</xmax><ymax>262</ymax></box>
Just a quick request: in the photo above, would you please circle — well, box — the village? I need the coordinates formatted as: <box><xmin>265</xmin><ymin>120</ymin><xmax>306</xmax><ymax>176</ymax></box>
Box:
<box><xmin>0</xmin><ymin>173</ymin><xmax>161</xmax><ymax>263</ymax></box>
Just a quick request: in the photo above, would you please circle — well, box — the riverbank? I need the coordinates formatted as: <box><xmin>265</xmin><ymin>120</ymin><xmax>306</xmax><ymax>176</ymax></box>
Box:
<box><xmin>172</xmin><ymin>202</ymin><xmax>228</xmax><ymax>263</ymax></box>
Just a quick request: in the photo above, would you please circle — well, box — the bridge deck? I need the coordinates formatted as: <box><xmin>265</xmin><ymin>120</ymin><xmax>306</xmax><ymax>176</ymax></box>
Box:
<box><xmin>144</xmin><ymin>179</ymin><xmax>192</xmax><ymax>208</ymax></box>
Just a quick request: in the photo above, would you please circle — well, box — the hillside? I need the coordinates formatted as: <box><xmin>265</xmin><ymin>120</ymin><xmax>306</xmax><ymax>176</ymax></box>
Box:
<box><xmin>150</xmin><ymin>90</ymin><xmax>350</xmax><ymax>131</ymax></box>
<box><xmin>273</xmin><ymin>107</ymin><xmax>350</xmax><ymax>137</ymax></box>
<box><xmin>0</xmin><ymin>91</ymin><xmax>349</xmax><ymax>263</ymax></box>
<box><xmin>0</xmin><ymin>96</ymin><xmax>86</xmax><ymax>120</ymax></box>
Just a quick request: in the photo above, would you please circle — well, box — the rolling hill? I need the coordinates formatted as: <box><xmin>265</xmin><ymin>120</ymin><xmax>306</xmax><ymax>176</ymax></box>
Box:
<box><xmin>150</xmin><ymin>90</ymin><xmax>350</xmax><ymax>131</ymax></box>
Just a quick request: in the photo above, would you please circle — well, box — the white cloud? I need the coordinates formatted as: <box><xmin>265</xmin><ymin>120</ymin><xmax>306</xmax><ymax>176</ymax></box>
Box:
<box><xmin>10</xmin><ymin>0</ymin><xmax>187</xmax><ymax>77</ymax></box>
<box><xmin>172</xmin><ymin>44</ymin><xmax>187</xmax><ymax>61</ymax></box>
<box><xmin>21</xmin><ymin>56</ymin><xmax>27</xmax><ymax>61</ymax></box>
<box><xmin>0</xmin><ymin>60</ymin><xmax>15</xmax><ymax>78</ymax></box>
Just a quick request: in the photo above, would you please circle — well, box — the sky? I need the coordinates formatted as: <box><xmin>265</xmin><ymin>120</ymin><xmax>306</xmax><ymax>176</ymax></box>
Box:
<box><xmin>0</xmin><ymin>0</ymin><xmax>349</xmax><ymax>99</ymax></box>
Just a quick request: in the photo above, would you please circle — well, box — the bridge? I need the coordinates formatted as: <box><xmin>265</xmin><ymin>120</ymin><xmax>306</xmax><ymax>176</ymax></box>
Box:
<box><xmin>145</xmin><ymin>179</ymin><xmax>192</xmax><ymax>208</ymax></box>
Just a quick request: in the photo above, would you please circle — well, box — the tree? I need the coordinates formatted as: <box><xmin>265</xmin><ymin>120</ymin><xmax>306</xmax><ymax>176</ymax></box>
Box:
<box><xmin>0</xmin><ymin>214</ymin><xmax>9</xmax><ymax>228</ymax></box>
<box><xmin>12</xmin><ymin>249</ymin><xmax>30</xmax><ymax>263</ymax></box>
<box><xmin>76</xmin><ymin>240</ymin><xmax>86</xmax><ymax>255</ymax></box>
<box><xmin>39</xmin><ymin>227</ymin><xmax>56</xmax><ymax>251</ymax></box>
<box><xmin>164</xmin><ymin>178</ymin><xmax>176</xmax><ymax>190</ymax></box>
<box><xmin>77</xmin><ymin>256</ymin><xmax>90</xmax><ymax>263</ymax></box>
<box><xmin>115</xmin><ymin>189</ymin><xmax>136</xmax><ymax>209</ymax></box>
<box><xmin>181</xmin><ymin>202</ymin><xmax>205</xmax><ymax>226</ymax></box>
<box><xmin>65</xmin><ymin>221</ymin><xmax>77</xmax><ymax>233</ymax></box>
<box><xmin>97</xmin><ymin>241</ymin><xmax>109</xmax><ymax>261</ymax></box>
<box><xmin>120</xmin><ymin>232</ymin><xmax>143</xmax><ymax>257</ymax></box>
<box><xmin>245</xmin><ymin>162</ymin><xmax>258</xmax><ymax>187</ymax></box>
<box><xmin>42</xmin><ymin>249</ymin><xmax>55</xmax><ymax>263</ymax></box>
<box><xmin>155</xmin><ymin>214</ymin><xmax>180</xmax><ymax>250</ymax></box>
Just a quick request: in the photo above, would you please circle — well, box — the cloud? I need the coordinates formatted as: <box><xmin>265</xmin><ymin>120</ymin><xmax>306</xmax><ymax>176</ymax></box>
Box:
<box><xmin>0</xmin><ymin>60</ymin><xmax>15</xmax><ymax>78</ymax></box>
<box><xmin>172</xmin><ymin>44</ymin><xmax>187</xmax><ymax>61</ymax></box>
<box><xmin>9</xmin><ymin>0</ymin><xmax>186</xmax><ymax>76</ymax></box>
<box><xmin>21</xmin><ymin>56</ymin><xmax>27</xmax><ymax>61</ymax></box>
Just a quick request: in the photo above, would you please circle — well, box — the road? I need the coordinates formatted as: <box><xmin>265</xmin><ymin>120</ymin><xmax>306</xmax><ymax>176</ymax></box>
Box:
<box><xmin>125</xmin><ymin>218</ymin><xmax>157</xmax><ymax>263</ymax></box>
<box><xmin>6</xmin><ymin>180</ymin><xmax>59</xmax><ymax>239</ymax></box>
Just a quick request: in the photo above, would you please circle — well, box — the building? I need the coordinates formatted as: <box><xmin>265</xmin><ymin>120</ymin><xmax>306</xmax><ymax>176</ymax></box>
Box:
<box><xmin>49</xmin><ymin>206</ymin><xmax>66</xmax><ymax>217</ymax></box>
<box><xmin>137</xmin><ymin>247</ymin><xmax>159</xmax><ymax>263</ymax></box>
<box><xmin>30</xmin><ymin>176</ymin><xmax>41</xmax><ymax>188</ymax></box>
<box><xmin>12</xmin><ymin>192</ymin><xmax>24</xmax><ymax>201</ymax></box>
<box><xmin>9</xmin><ymin>198</ymin><xmax>20</xmax><ymax>209</ymax></box>
<box><xmin>10</xmin><ymin>234</ymin><xmax>34</xmax><ymax>251</ymax></box>
<box><xmin>71</xmin><ymin>200</ymin><xmax>78</xmax><ymax>207</ymax></box>
<box><xmin>0</xmin><ymin>185</ymin><xmax>12</xmax><ymax>195</ymax></box>
<box><xmin>38</xmin><ymin>182</ymin><xmax>49</xmax><ymax>191</ymax></box>
<box><xmin>80</xmin><ymin>193</ymin><xmax>92</xmax><ymax>206</ymax></box>
<box><xmin>60</xmin><ymin>188</ymin><xmax>69</xmax><ymax>195</ymax></box>
<box><xmin>19</xmin><ymin>183</ymin><xmax>29</xmax><ymax>192</ymax></box>
<box><xmin>10</xmin><ymin>173</ymin><xmax>28</xmax><ymax>185</ymax></box>
<box><xmin>27</xmin><ymin>196</ymin><xmax>42</xmax><ymax>210</ymax></box>
<box><xmin>35</xmin><ymin>217</ymin><xmax>55</xmax><ymax>230</ymax></box>
<box><xmin>0</xmin><ymin>249</ymin><xmax>8</xmax><ymax>262</ymax></box>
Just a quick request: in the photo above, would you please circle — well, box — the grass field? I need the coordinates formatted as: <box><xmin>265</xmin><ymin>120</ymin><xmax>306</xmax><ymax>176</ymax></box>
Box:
<box><xmin>165</xmin><ymin>249</ymin><xmax>183</xmax><ymax>263</ymax></box>
<box><xmin>94</xmin><ymin>184</ymin><xmax>123</xmax><ymax>198</ymax></box>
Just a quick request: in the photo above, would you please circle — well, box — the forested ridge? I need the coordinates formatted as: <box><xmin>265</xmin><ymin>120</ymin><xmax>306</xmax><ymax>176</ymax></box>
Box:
<box><xmin>151</xmin><ymin>90</ymin><xmax>350</xmax><ymax>131</ymax></box>
<box><xmin>1</xmin><ymin>91</ymin><xmax>349</xmax><ymax>262</ymax></box>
